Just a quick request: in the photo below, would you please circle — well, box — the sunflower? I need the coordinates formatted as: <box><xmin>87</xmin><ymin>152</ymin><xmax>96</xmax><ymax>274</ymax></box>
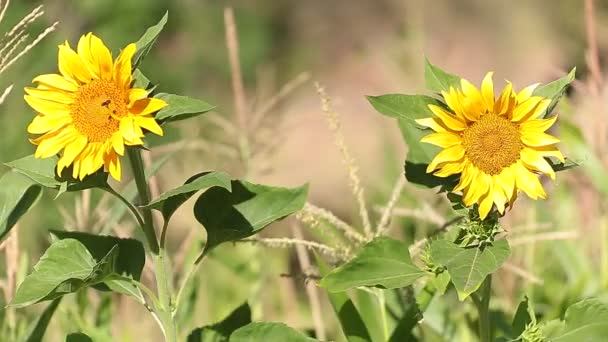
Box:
<box><xmin>24</xmin><ymin>33</ymin><xmax>167</xmax><ymax>181</ymax></box>
<box><xmin>416</xmin><ymin>73</ymin><xmax>564</xmax><ymax>219</ymax></box>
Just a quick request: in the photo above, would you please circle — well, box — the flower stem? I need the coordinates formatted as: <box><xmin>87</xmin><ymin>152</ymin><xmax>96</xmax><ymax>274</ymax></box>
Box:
<box><xmin>126</xmin><ymin>149</ymin><xmax>159</xmax><ymax>255</ymax></box>
<box><xmin>473</xmin><ymin>275</ymin><xmax>492</xmax><ymax>342</ymax></box>
<box><xmin>127</xmin><ymin>148</ymin><xmax>176</xmax><ymax>342</ymax></box>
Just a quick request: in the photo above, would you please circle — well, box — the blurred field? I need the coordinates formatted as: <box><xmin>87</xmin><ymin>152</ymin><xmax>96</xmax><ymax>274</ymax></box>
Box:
<box><xmin>1</xmin><ymin>0</ymin><xmax>608</xmax><ymax>340</ymax></box>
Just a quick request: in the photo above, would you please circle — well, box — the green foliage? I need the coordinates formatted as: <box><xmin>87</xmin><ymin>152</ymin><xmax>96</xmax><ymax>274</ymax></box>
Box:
<box><xmin>49</xmin><ymin>231</ymin><xmax>146</xmax><ymax>301</ymax></box>
<box><xmin>424</xmin><ymin>57</ymin><xmax>461</xmax><ymax>93</ymax></box>
<box><xmin>11</xmin><ymin>239</ymin><xmax>119</xmax><ymax>307</ymax></box>
<box><xmin>0</xmin><ymin>172</ymin><xmax>42</xmax><ymax>243</ymax></box>
<box><xmin>314</xmin><ymin>253</ymin><xmax>371</xmax><ymax>342</ymax></box>
<box><xmin>320</xmin><ymin>237</ymin><xmax>426</xmax><ymax>292</ymax></box>
<box><xmin>430</xmin><ymin>239</ymin><xmax>510</xmax><ymax>300</ymax></box>
<box><xmin>145</xmin><ymin>171</ymin><xmax>231</xmax><ymax>223</ymax></box>
<box><xmin>133</xmin><ymin>11</ymin><xmax>168</xmax><ymax>68</ymax></box>
<box><xmin>532</xmin><ymin>67</ymin><xmax>576</xmax><ymax>118</ymax></box>
<box><xmin>193</xmin><ymin>180</ymin><xmax>308</xmax><ymax>254</ymax></box>
<box><xmin>229</xmin><ymin>322</ymin><xmax>318</xmax><ymax>342</ymax></box>
<box><xmin>187</xmin><ymin>303</ymin><xmax>251</xmax><ymax>342</ymax></box>
<box><xmin>541</xmin><ymin>298</ymin><xmax>608</xmax><ymax>341</ymax></box>
<box><xmin>154</xmin><ymin>93</ymin><xmax>216</xmax><ymax>122</ymax></box>
<box><xmin>65</xmin><ymin>333</ymin><xmax>93</xmax><ymax>342</ymax></box>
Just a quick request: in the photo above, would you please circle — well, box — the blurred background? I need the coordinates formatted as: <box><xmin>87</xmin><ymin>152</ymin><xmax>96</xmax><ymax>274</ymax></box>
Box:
<box><xmin>1</xmin><ymin>0</ymin><xmax>608</xmax><ymax>340</ymax></box>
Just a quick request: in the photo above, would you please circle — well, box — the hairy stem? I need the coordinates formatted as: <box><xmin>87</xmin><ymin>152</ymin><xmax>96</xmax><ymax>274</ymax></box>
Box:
<box><xmin>473</xmin><ymin>275</ymin><xmax>492</xmax><ymax>342</ymax></box>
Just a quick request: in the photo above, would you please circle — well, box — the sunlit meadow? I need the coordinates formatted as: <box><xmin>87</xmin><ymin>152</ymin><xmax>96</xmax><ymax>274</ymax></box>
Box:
<box><xmin>1</xmin><ymin>1</ymin><xmax>607</xmax><ymax>341</ymax></box>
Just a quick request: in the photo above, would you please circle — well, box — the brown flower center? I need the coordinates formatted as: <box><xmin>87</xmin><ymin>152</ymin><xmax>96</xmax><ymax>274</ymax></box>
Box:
<box><xmin>71</xmin><ymin>80</ymin><xmax>127</xmax><ymax>142</ymax></box>
<box><xmin>462</xmin><ymin>114</ymin><xmax>522</xmax><ymax>175</ymax></box>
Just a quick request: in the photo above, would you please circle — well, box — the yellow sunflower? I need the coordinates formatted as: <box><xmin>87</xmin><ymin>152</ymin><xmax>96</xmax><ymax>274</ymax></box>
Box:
<box><xmin>417</xmin><ymin>73</ymin><xmax>564</xmax><ymax>219</ymax></box>
<box><xmin>24</xmin><ymin>33</ymin><xmax>167</xmax><ymax>181</ymax></box>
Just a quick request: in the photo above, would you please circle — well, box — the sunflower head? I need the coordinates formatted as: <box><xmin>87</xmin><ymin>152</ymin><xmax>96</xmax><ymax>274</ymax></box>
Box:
<box><xmin>416</xmin><ymin>73</ymin><xmax>564</xmax><ymax>220</ymax></box>
<box><xmin>25</xmin><ymin>33</ymin><xmax>168</xmax><ymax>181</ymax></box>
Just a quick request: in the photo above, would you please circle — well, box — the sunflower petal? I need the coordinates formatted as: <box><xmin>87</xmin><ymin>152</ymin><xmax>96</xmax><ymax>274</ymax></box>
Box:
<box><xmin>519</xmin><ymin>115</ymin><xmax>558</xmax><ymax>133</ymax></box>
<box><xmin>434</xmin><ymin>161</ymin><xmax>465</xmax><ymax>177</ymax></box>
<box><xmin>129</xmin><ymin>97</ymin><xmax>168</xmax><ymax>116</ymax></box>
<box><xmin>114</xmin><ymin>43</ymin><xmax>136</xmax><ymax>89</ymax></box>
<box><xmin>481</xmin><ymin>72</ymin><xmax>494</xmax><ymax>111</ymax></box>
<box><xmin>478</xmin><ymin>182</ymin><xmax>494</xmax><ymax>219</ymax></box>
<box><xmin>32</xmin><ymin>74</ymin><xmax>78</xmax><ymax>92</ymax></box>
<box><xmin>420</xmin><ymin>131</ymin><xmax>462</xmax><ymax>148</ymax></box>
<box><xmin>494</xmin><ymin>82</ymin><xmax>515</xmax><ymax>115</ymax></box>
<box><xmin>415</xmin><ymin>118</ymin><xmax>447</xmax><ymax>132</ymax></box>
<box><xmin>58</xmin><ymin>42</ymin><xmax>93</xmax><ymax>84</ymax></box>
<box><xmin>428</xmin><ymin>104</ymin><xmax>467</xmax><ymax>131</ymax></box>
<box><xmin>426</xmin><ymin>145</ymin><xmax>465</xmax><ymax>172</ymax></box>
<box><xmin>516</xmin><ymin>83</ymin><xmax>540</xmax><ymax>103</ymax></box>
<box><xmin>27</xmin><ymin>113</ymin><xmax>71</xmax><ymax>134</ymax></box>
<box><xmin>514</xmin><ymin>161</ymin><xmax>546</xmax><ymax>199</ymax></box>
<box><xmin>521</xmin><ymin>132</ymin><xmax>560</xmax><ymax>147</ymax></box>
<box><xmin>511</xmin><ymin>96</ymin><xmax>543</xmax><ymax>122</ymax></box>
<box><xmin>520</xmin><ymin>148</ymin><xmax>556</xmax><ymax>179</ymax></box>
<box><xmin>24</xmin><ymin>95</ymin><xmax>71</xmax><ymax>116</ymax></box>
<box><xmin>90</xmin><ymin>34</ymin><xmax>113</xmax><ymax>80</ymax></box>
<box><xmin>24</xmin><ymin>87</ymin><xmax>74</xmax><ymax>104</ymax></box>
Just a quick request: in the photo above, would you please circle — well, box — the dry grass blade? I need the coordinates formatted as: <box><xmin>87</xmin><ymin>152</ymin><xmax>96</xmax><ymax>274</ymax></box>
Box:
<box><xmin>375</xmin><ymin>176</ymin><xmax>406</xmax><ymax>236</ymax></box>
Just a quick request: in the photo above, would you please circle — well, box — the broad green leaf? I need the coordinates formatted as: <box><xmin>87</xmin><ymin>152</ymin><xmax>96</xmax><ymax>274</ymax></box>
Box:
<box><xmin>65</xmin><ymin>333</ymin><xmax>93</xmax><ymax>342</ymax></box>
<box><xmin>144</xmin><ymin>171</ymin><xmax>232</xmax><ymax>223</ymax></box>
<box><xmin>229</xmin><ymin>322</ymin><xmax>318</xmax><ymax>342</ymax></box>
<box><xmin>432</xmin><ymin>271</ymin><xmax>450</xmax><ymax>296</ymax></box>
<box><xmin>543</xmin><ymin>298</ymin><xmax>608</xmax><ymax>341</ymax></box>
<box><xmin>533</xmin><ymin>67</ymin><xmax>576</xmax><ymax>118</ymax></box>
<box><xmin>194</xmin><ymin>180</ymin><xmax>308</xmax><ymax>254</ymax></box>
<box><xmin>50</xmin><ymin>231</ymin><xmax>145</xmax><ymax>300</ymax></box>
<box><xmin>548</xmin><ymin>158</ymin><xmax>579</xmax><ymax>172</ymax></box>
<box><xmin>320</xmin><ymin>237</ymin><xmax>426</xmax><ymax>292</ymax></box>
<box><xmin>367</xmin><ymin>94</ymin><xmax>444</xmax><ymax>125</ymax></box>
<box><xmin>511</xmin><ymin>296</ymin><xmax>534</xmax><ymax>338</ymax></box>
<box><xmin>133</xmin><ymin>69</ymin><xmax>151</xmax><ymax>89</ymax></box>
<box><xmin>388</xmin><ymin>288</ymin><xmax>421</xmax><ymax>342</ymax></box>
<box><xmin>24</xmin><ymin>298</ymin><xmax>62</xmax><ymax>342</ymax></box>
<box><xmin>11</xmin><ymin>239</ymin><xmax>119</xmax><ymax>307</ymax></box>
<box><xmin>187</xmin><ymin>302</ymin><xmax>252</xmax><ymax>342</ymax></box>
<box><xmin>133</xmin><ymin>11</ymin><xmax>168</xmax><ymax>68</ymax></box>
<box><xmin>154</xmin><ymin>93</ymin><xmax>215</xmax><ymax>122</ymax></box>
<box><xmin>314</xmin><ymin>253</ymin><xmax>371</xmax><ymax>342</ymax></box>
<box><xmin>430</xmin><ymin>239</ymin><xmax>510</xmax><ymax>300</ymax></box>
<box><xmin>424</xmin><ymin>58</ymin><xmax>461</xmax><ymax>93</ymax></box>
<box><xmin>0</xmin><ymin>172</ymin><xmax>42</xmax><ymax>242</ymax></box>
<box><xmin>352</xmin><ymin>289</ymin><xmax>385</xmax><ymax>342</ymax></box>
<box><xmin>4</xmin><ymin>154</ymin><xmax>109</xmax><ymax>194</ymax></box>
<box><xmin>4</xmin><ymin>155</ymin><xmax>59</xmax><ymax>187</ymax></box>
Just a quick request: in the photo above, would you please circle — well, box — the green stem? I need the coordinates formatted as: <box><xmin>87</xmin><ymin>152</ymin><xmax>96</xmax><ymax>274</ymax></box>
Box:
<box><xmin>100</xmin><ymin>186</ymin><xmax>146</xmax><ymax>231</ymax></box>
<box><xmin>473</xmin><ymin>275</ymin><xmax>492</xmax><ymax>342</ymax></box>
<box><xmin>127</xmin><ymin>148</ymin><xmax>176</xmax><ymax>342</ymax></box>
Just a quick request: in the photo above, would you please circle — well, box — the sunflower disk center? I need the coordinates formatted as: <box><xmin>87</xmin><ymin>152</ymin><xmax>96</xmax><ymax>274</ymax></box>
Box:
<box><xmin>462</xmin><ymin>114</ymin><xmax>522</xmax><ymax>175</ymax></box>
<box><xmin>71</xmin><ymin>80</ymin><xmax>127</xmax><ymax>142</ymax></box>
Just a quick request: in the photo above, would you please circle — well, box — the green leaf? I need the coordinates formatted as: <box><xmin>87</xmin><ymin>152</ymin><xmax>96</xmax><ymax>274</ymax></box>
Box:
<box><xmin>65</xmin><ymin>333</ymin><xmax>93</xmax><ymax>342</ymax></box>
<box><xmin>194</xmin><ymin>180</ymin><xmax>308</xmax><ymax>254</ymax></box>
<box><xmin>4</xmin><ymin>154</ymin><xmax>109</xmax><ymax>194</ymax></box>
<box><xmin>543</xmin><ymin>298</ymin><xmax>608</xmax><ymax>341</ymax></box>
<box><xmin>388</xmin><ymin>288</ymin><xmax>422</xmax><ymax>342</ymax></box>
<box><xmin>187</xmin><ymin>302</ymin><xmax>252</xmax><ymax>342</ymax></box>
<box><xmin>11</xmin><ymin>239</ymin><xmax>119</xmax><ymax>307</ymax></box>
<box><xmin>432</xmin><ymin>271</ymin><xmax>451</xmax><ymax>296</ymax></box>
<box><xmin>430</xmin><ymin>239</ymin><xmax>510</xmax><ymax>300</ymax></box>
<box><xmin>24</xmin><ymin>298</ymin><xmax>62</xmax><ymax>342</ymax></box>
<box><xmin>229</xmin><ymin>322</ymin><xmax>318</xmax><ymax>342</ymax></box>
<box><xmin>49</xmin><ymin>231</ymin><xmax>145</xmax><ymax>300</ymax></box>
<box><xmin>154</xmin><ymin>93</ymin><xmax>215</xmax><ymax>123</ymax></box>
<box><xmin>133</xmin><ymin>11</ymin><xmax>168</xmax><ymax>68</ymax></box>
<box><xmin>320</xmin><ymin>237</ymin><xmax>426</xmax><ymax>292</ymax></box>
<box><xmin>0</xmin><ymin>172</ymin><xmax>42</xmax><ymax>242</ymax></box>
<box><xmin>532</xmin><ymin>67</ymin><xmax>576</xmax><ymax>118</ymax></box>
<box><xmin>133</xmin><ymin>69</ymin><xmax>151</xmax><ymax>89</ymax></box>
<box><xmin>4</xmin><ymin>155</ymin><xmax>59</xmax><ymax>187</ymax></box>
<box><xmin>367</xmin><ymin>94</ymin><xmax>444</xmax><ymax>124</ymax></box>
<box><xmin>424</xmin><ymin>57</ymin><xmax>461</xmax><ymax>93</ymax></box>
<box><xmin>145</xmin><ymin>171</ymin><xmax>232</xmax><ymax>223</ymax></box>
<box><xmin>511</xmin><ymin>296</ymin><xmax>535</xmax><ymax>338</ymax></box>
<box><xmin>314</xmin><ymin>253</ymin><xmax>371</xmax><ymax>342</ymax></box>
<box><xmin>548</xmin><ymin>158</ymin><xmax>579</xmax><ymax>172</ymax></box>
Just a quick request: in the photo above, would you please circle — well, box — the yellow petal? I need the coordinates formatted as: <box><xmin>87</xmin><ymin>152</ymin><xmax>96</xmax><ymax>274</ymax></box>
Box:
<box><xmin>119</xmin><ymin>116</ymin><xmax>144</xmax><ymax>144</ymax></box>
<box><xmin>34</xmin><ymin>128</ymin><xmax>75</xmax><ymax>158</ymax></box>
<box><xmin>442</xmin><ymin>87</ymin><xmax>472</xmax><ymax>121</ymax></box>
<box><xmin>415</xmin><ymin>118</ymin><xmax>447</xmax><ymax>132</ymax></box>
<box><xmin>478</xmin><ymin>182</ymin><xmax>494</xmax><ymax>219</ymax></box>
<box><xmin>114</xmin><ymin>43</ymin><xmax>136</xmax><ymax>89</ymax></box>
<box><xmin>492</xmin><ymin>176</ymin><xmax>507</xmax><ymax>214</ymax></box>
<box><xmin>516</xmin><ymin>83</ymin><xmax>540</xmax><ymax>103</ymax></box>
<box><xmin>434</xmin><ymin>161</ymin><xmax>465</xmax><ymax>177</ymax></box>
<box><xmin>427</xmin><ymin>145</ymin><xmax>465</xmax><ymax>172</ymax></box>
<box><xmin>463</xmin><ymin>170</ymin><xmax>490</xmax><ymax>207</ymax></box>
<box><xmin>27</xmin><ymin>113</ymin><xmax>71</xmax><ymax>134</ymax></box>
<box><xmin>58</xmin><ymin>42</ymin><xmax>93</xmax><ymax>84</ymax></box>
<box><xmin>428</xmin><ymin>104</ymin><xmax>467</xmax><ymax>131</ymax></box>
<box><xmin>454</xmin><ymin>162</ymin><xmax>474</xmax><ymax>192</ymax></box>
<box><xmin>481</xmin><ymin>72</ymin><xmax>494</xmax><ymax>111</ymax></box>
<box><xmin>57</xmin><ymin>135</ymin><xmax>88</xmax><ymax>176</ymax></box>
<box><xmin>535</xmin><ymin>145</ymin><xmax>565</xmax><ymax>162</ymax></box>
<box><xmin>129</xmin><ymin>97</ymin><xmax>168</xmax><ymax>116</ymax></box>
<box><xmin>128</xmin><ymin>88</ymin><xmax>148</xmax><ymax>103</ymax></box>
<box><xmin>77</xmin><ymin>33</ymin><xmax>99</xmax><ymax>79</ymax></box>
<box><xmin>495</xmin><ymin>165</ymin><xmax>516</xmax><ymax>202</ymax></box>
<box><xmin>519</xmin><ymin>115</ymin><xmax>558</xmax><ymax>133</ymax></box>
<box><xmin>111</xmin><ymin>132</ymin><xmax>125</xmax><ymax>155</ymax></box>
<box><xmin>420</xmin><ymin>131</ymin><xmax>462</xmax><ymax>148</ymax></box>
<box><xmin>24</xmin><ymin>94</ymin><xmax>71</xmax><ymax>116</ymax></box>
<box><xmin>521</xmin><ymin>132</ymin><xmax>560</xmax><ymax>147</ymax></box>
<box><xmin>32</xmin><ymin>74</ymin><xmax>78</xmax><ymax>92</ymax></box>
<box><xmin>514</xmin><ymin>161</ymin><xmax>546</xmax><ymax>200</ymax></box>
<box><xmin>511</xmin><ymin>96</ymin><xmax>543</xmax><ymax>122</ymax></box>
<box><xmin>24</xmin><ymin>87</ymin><xmax>74</xmax><ymax>104</ymax></box>
<box><xmin>134</xmin><ymin>116</ymin><xmax>163</xmax><ymax>136</ymax></box>
<box><xmin>520</xmin><ymin>148</ymin><xmax>555</xmax><ymax>180</ymax></box>
<box><xmin>494</xmin><ymin>82</ymin><xmax>514</xmax><ymax>115</ymax></box>
<box><xmin>104</xmin><ymin>150</ymin><xmax>122</xmax><ymax>181</ymax></box>
<box><xmin>80</xmin><ymin>33</ymin><xmax>113</xmax><ymax>80</ymax></box>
